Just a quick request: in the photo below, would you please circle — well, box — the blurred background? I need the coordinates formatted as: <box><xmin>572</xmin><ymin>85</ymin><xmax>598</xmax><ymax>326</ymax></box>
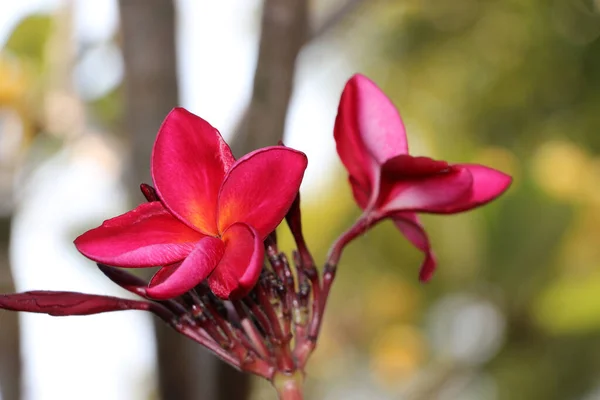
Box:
<box><xmin>1</xmin><ymin>0</ymin><xmax>599</xmax><ymax>399</ymax></box>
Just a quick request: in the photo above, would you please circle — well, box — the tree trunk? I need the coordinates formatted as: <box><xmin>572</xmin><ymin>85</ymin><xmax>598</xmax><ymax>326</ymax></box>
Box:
<box><xmin>0</xmin><ymin>215</ymin><xmax>21</xmax><ymax>400</ymax></box>
<box><xmin>230</xmin><ymin>0</ymin><xmax>309</xmax><ymax>157</ymax></box>
<box><xmin>119</xmin><ymin>1</ymin><xmax>216</xmax><ymax>399</ymax></box>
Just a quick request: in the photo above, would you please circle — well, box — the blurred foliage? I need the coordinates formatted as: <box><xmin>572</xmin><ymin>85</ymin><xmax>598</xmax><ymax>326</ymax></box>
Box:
<box><xmin>5</xmin><ymin>15</ymin><xmax>53</xmax><ymax>70</ymax></box>
<box><xmin>0</xmin><ymin>14</ymin><xmax>55</xmax><ymax>162</ymax></box>
<box><xmin>294</xmin><ymin>0</ymin><xmax>600</xmax><ymax>399</ymax></box>
<box><xmin>535</xmin><ymin>274</ymin><xmax>600</xmax><ymax>334</ymax></box>
<box><xmin>0</xmin><ymin>9</ymin><xmax>124</xmax><ymax>186</ymax></box>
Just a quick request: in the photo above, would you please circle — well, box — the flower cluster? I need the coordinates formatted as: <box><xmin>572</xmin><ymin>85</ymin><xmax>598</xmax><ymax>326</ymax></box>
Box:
<box><xmin>0</xmin><ymin>74</ymin><xmax>511</xmax><ymax>399</ymax></box>
<box><xmin>74</xmin><ymin>108</ymin><xmax>307</xmax><ymax>300</ymax></box>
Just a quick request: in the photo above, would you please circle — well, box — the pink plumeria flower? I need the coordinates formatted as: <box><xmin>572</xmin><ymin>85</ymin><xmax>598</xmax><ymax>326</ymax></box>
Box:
<box><xmin>75</xmin><ymin>108</ymin><xmax>307</xmax><ymax>299</ymax></box>
<box><xmin>334</xmin><ymin>74</ymin><xmax>511</xmax><ymax>281</ymax></box>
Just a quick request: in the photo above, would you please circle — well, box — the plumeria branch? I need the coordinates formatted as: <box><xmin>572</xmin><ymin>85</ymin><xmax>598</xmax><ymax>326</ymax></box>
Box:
<box><xmin>0</xmin><ymin>75</ymin><xmax>512</xmax><ymax>400</ymax></box>
<box><xmin>288</xmin><ymin>207</ymin><xmax>378</xmax><ymax>368</ymax></box>
<box><xmin>0</xmin><ymin>196</ymin><xmax>375</xmax><ymax>398</ymax></box>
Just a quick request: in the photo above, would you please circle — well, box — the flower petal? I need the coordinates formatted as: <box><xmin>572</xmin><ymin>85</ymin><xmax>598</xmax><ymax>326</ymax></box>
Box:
<box><xmin>426</xmin><ymin>164</ymin><xmax>513</xmax><ymax>214</ymax></box>
<box><xmin>74</xmin><ymin>202</ymin><xmax>204</xmax><ymax>267</ymax></box>
<box><xmin>217</xmin><ymin>147</ymin><xmax>307</xmax><ymax>238</ymax></box>
<box><xmin>151</xmin><ymin>108</ymin><xmax>235</xmax><ymax>235</ymax></box>
<box><xmin>0</xmin><ymin>291</ymin><xmax>165</xmax><ymax>317</ymax></box>
<box><xmin>335</xmin><ymin>78</ymin><xmax>378</xmax><ymax>194</ymax></box>
<box><xmin>392</xmin><ymin>212</ymin><xmax>437</xmax><ymax>282</ymax></box>
<box><xmin>377</xmin><ymin>158</ymin><xmax>473</xmax><ymax>213</ymax></box>
<box><xmin>335</xmin><ymin>74</ymin><xmax>409</xmax><ymax>185</ymax></box>
<box><xmin>146</xmin><ymin>237</ymin><xmax>224</xmax><ymax>300</ymax></box>
<box><xmin>381</xmin><ymin>155</ymin><xmax>450</xmax><ymax>178</ymax></box>
<box><xmin>208</xmin><ymin>223</ymin><xmax>264</xmax><ymax>299</ymax></box>
<box><xmin>335</xmin><ymin>75</ymin><xmax>410</xmax><ymax>208</ymax></box>
<box><xmin>349</xmin><ymin>74</ymin><xmax>409</xmax><ymax>162</ymax></box>
<box><xmin>349</xmin><ymin>176</ymin><xmax>371</xmax><ymax>210</ymax></box>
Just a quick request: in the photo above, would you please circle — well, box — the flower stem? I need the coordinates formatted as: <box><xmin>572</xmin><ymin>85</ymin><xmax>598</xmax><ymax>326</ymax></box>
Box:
<box><xmin>326</xmin><ymin>213</ymin><xmax>374</xmax><ymax>266</ymax></box>
<box><xmin>295</xmin><ymin>213</ymin><xmax>377</xmax><ymax>368</ymax></box>
<box><xmin>273</xmin><ymin>371</ymin><xmax>304</xmax><ymax>400</ymax></box>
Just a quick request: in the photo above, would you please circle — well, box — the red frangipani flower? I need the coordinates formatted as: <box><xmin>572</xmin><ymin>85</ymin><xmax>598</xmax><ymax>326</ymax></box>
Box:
<box><xmin>334</xmin><ymin>74</ymin><xmax>512</xmax><ymax>281</ymax></box>
<box><xmin>75</xmin><ymin>108</ymin><xmax>307</xmax><ymax>299</ymax></box>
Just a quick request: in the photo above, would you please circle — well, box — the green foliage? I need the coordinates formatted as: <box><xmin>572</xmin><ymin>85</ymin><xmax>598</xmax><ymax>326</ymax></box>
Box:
<box><xmin>5</xmin><ymin>14</ymin><xmax>54</xmax><ymax>70</ymax></box>
<box><xmin>535</xmin><ymin>274</ymin><xmax>600</xmax><ymax>335</ymax></box>
<box><xmin>306</xmin><ymin>0</ymin><xmax>600</xmax><ymax>398</ymax></box>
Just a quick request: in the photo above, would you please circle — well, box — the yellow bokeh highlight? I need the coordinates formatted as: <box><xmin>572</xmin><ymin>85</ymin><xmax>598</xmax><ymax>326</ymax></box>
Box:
<box><xmin>365</xmin><ymin>275</ymin><xmax>421</xmax><ymax>325</ymax></box>
<box><xmin>531</xmin><ymin>140</ymin><xmax>589</xmax><ymax>201</ymax></box>
<box><xmin>578</xmin><ymin>157</ymin><xmax>600</xmax><ymax>206</ymax></box>
<box><xmin>369</xmin><ymin>324</ymin><xmax>427</xmax><ymax>389</ymax></box>
<box><xmin>0</xmin><ymin>55</ymin><xmax>29</xmax><ymax>105</ymax></box>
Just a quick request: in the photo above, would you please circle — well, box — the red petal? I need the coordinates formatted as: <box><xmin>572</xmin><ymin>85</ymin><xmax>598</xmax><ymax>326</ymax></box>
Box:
<box><xmin>208</xmin><ymin>223</ymin><xmax>264</xmax><ymax>299</ymax></box>
<box><xmin>334</xmin><ymin>74</ymin><xmax>409</xmax><ymax>193</ymax></box>
<box><xmin>381</xmin><ymin>155</ymin><xmax>450</xmax><ymax>178</ymax></box>
<box><xmin>349</xmin><ymin>176</ymin><xmax>371</xmax><ymax>210</ymax></box>
<box><xmin>0</xmin><ymin>291</ymin><xmax>164</xmax><ymax>316</ymax></box>
<box><xmin>335</xmin><ymin>83</ymin><xmax>377</xmax><ymax>195</ymax></box>
<box><xmin>97</xmin><ymin>264</ymin><xmax>149</xmax><ymax>297</ymax></box>
<box><xmin>427</xmin><ymin>164</ymin><xmax>513</xmax><ymax>214</ymax></box>
<box><xmin>146</xmin><ymin>237</ymin><xmax>224</xmax><ymax>299</ymax></box>
<box><xmin>217</xmin><ymin>147</ymin><xmax>307</xmax><ymax>238</ymax></box>
<box><xmin>151</xmin><ymin>108</ymin><xmax>235</xmax><ymax>235</ymax></box>
<box><xmin>74</xmin><ymin>202</ymin><xmax>204</xmax><ymax>267</ymax></box>
<box><xmin>392</xmin><ymin>213</ymin><xmax>437</xmax><ymax>282</ymax></box>
<box><xmin>348</xmin><ymin>74</ymin><xmax>409</xmax><ymax>162</ymax></box>
<box><xmin>377</xmin><ymin>159</ymin><xmax>473</xmax><ymax>213</ymax></box>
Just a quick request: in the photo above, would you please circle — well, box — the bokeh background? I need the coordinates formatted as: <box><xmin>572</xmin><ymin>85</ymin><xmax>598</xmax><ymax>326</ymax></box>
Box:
<box><xmin>1</xmin><ymin>0</ymin><xmax>600</xmax><ymax>399</ymax></box>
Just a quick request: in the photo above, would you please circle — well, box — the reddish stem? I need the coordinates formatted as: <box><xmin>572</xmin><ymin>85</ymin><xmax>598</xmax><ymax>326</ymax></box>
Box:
<box><xmin>233</xmin><ymin>301</ymin><xmax>273</xmax><ymax>361</ymax></box>
<box><xmin>256</xmin><ymin>284</ymin><xmax>295</xmax><ymax>372</ymax></box>
<box><xmin>273</xmin><ymin>372</ymin><xmax>304</xmax><ymax>400</ymax></box>
<box><xmin>266</xmin><ymin>244</ymin><xmax>293</xmax><ymax>337</ymax></box>
<box><xmin>295</xmin><ymin>214</ymin><xmax>374</xmax><ymax>367</ymax></box>
<box><xmin>175</xmin><ymin>314</ymin><xmax>274</xmax><ymax>379</ymax></box>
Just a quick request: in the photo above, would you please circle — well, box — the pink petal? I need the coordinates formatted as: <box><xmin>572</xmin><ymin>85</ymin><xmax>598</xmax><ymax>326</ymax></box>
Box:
<box><xmin>427</xmin><ymin>164</ymin><xmax>513</xmax><ymax>214</ymax></box>
<box><xmin>381</xmin><ymin>155</ymin><xmax>450</xmax><ymax>178</ymax></box>
<box><xmin>146</xmin><ymin>237</ymin><xmax>224</xmax><ymax>300</ymax></box>
<box><xmin>334</xmin><ymin>74</ymin><xmax>409</xmax><ymax>189</ymax></box>
<box><xmin>392</xmin><ymin>212</ymin><xmax>437</xmax><ymax>282</ymax></box>
<box><xmin>349</xmin><ymin>74</ymin><xmax>409</xmax><ymax>163</ymax></box>
<box><xmin>74</xmin><ymin>202</ymin><xmax>204</xmax><ymax>267</ymax></box>
<box><xmin>0</xmin><ymin>291</ymin><xmax>163</xmax><ymax>316</ymax></box>
<box><xmin>217</xmin><ymin>147</ymin><xmax>307</xmax><ymax>238</ymax></box>
<box><xmin>208</xmin><ymin>223</ymin><xmax>264</xmax><ymax>299</ymax></box>
<box><xmin>148</xmin><ymin>262</ymin><xmax>181</xmax><ymax>289</ymax></box>
<box><xmin>335</xmin><ymin>79</ymin><xmax>377</xmax><ymax>195</ymax></box>
<box><xmin>377</xmin><ymin>160</ymin><xmax>474</xmax><ymax>213</ymax></box>
<box><xmin>335</xmin><ymin>75</ymin><xmax>410</xmax><ymax>208</ymax></box>
<box><xmin>151</xmin><ymin>108</ymin><xmax>235</xmax><ymax>235</ymax></box>
<box><xmin>349</xmin><ymin>176</ymin><xmax>371</xmax><ymax>210</ymax></box>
